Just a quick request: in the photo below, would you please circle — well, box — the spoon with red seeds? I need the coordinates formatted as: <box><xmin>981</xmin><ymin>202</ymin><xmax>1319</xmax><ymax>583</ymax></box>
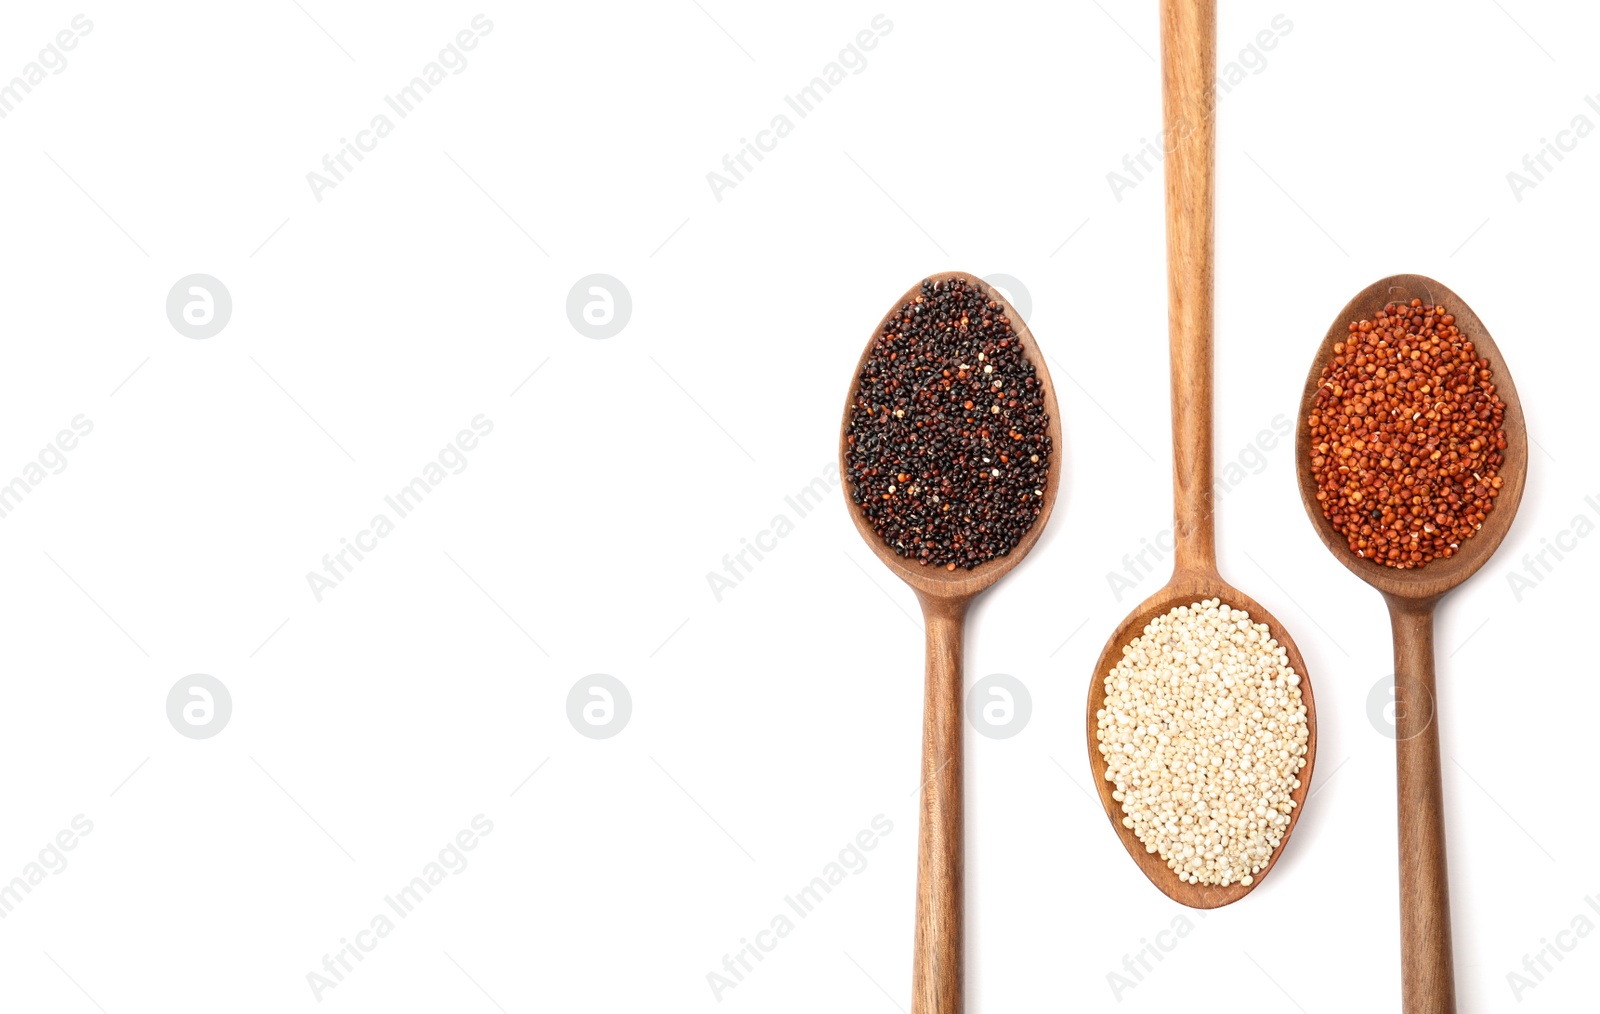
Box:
<box><xmin>1295</xmin><ymin>273</ymin><xmax>1528</xmax><ymax>1013</ymax></box>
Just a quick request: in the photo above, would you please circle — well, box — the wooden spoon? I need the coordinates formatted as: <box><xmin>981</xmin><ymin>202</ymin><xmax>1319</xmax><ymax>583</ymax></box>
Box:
<box><xmin>838</xmin><ymin>270</ymin><xmax>1063</xmax><ymax>1014</ymax></box>
<box><xmin>1083</xmin><ymin>0</ymin><xmax>1318</xmax><ymax>909</ymax></box>
<box><xmin>1294</xmin><ymin>273</ymin><xmax>1527</xmax><ymax>1013</ymax></box>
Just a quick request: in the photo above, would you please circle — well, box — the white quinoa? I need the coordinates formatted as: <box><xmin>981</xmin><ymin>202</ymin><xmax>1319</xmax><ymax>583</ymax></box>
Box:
<box><xmin>1096</xmin><ymin>599</ymin><xmax>1310</xmax><ymax>887</ymax></box>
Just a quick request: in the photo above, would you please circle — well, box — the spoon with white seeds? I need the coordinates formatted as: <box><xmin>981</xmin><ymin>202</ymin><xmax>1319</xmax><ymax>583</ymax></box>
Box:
<box><xmin>1082</xmin><ymin>0</ymin><xmax>1318</xmax><ymax>908</ymax></box>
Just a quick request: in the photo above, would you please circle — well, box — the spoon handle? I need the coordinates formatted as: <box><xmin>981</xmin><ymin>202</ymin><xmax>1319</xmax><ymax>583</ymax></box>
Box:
<box><xmin>1161</xmin><ymin>0</ymin><xmax>1219</xmax><ymax>576</ymax></box>
<box><xmin>1388</xmin><ymin>599</ymin><xmax>1457</xmax><ymax>1013</ymax></box>
<box><xmin>913</xmin><ymin>596</ymin><xmax>966</xmax><ymax>1013</ymax></box>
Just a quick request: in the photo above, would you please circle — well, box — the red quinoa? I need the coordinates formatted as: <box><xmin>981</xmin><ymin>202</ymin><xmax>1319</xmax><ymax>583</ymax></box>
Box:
<box><xmin>1307</xmin><ymin>298</ymin><xmax>1506</xmax><ymax>568</ymax></box>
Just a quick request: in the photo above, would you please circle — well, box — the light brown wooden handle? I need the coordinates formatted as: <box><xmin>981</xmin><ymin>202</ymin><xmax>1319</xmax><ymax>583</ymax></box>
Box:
<box><xmin>1161</xmin><ymin>0</ymin><xmax>1219</xmax><ymax>575</ymax></box>
<box><xmin>913</xmin><ymin>597</ymin><xmax>966</xmax><ymax>1014</ymax></box>
<box><xmin>1388</xmin><ymin>600</ymin><xmax>1457</xmax><ymax>1014</ymax></box>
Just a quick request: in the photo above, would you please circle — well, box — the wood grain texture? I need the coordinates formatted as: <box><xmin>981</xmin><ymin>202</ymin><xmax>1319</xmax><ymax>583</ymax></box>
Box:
<box><xmin>1084</xmin><ymin>0</ymin><xmax>1318</xmax><ymax>909</ymax></box>
<box><xmin>839</xmin><ymin>270</ymin><xmax>1063</xmax><ymax>1013</ymax></box>
<box><xmin>1389</xmin><ymin>600</ymin><xmax>1455</xmax><ymax>1014</ymax></box>
<box><xmin>1161</xmin><ymin>0</ymin><xmax>1217</xmax><ymax>576</ymax></box>
<box><xmin>1293</xmin><ymin>274</ymin><xmax>1528</xmax><ymax>1014</ymax></box>
<box><xmin>912</xmin><ymin>596</ymin><xmax>965</xmax><ymax>1014</ymax></box>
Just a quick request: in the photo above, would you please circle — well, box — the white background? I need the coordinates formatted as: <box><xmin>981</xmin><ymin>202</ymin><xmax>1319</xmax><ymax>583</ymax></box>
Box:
<box><xmin>0</xmin><ymin>1</ymin><xmax>1596</xmax><ymax>1011</ymax></box>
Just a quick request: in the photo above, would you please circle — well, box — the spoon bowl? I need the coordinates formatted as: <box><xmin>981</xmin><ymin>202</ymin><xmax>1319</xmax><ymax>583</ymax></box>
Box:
<box><xmin>839</xmin><ymin>269</ymin><xmax>1062</xmax><ymax>1014</ymax></box>
<box><xmin>1293</xmin><ymin>272</ymin><xmax>1526</xmax><ymax>1014</ymax></box>
<box><xmin>1294</xmin><ymin>273</ymin><xmax>1529</xmax><ymax>600</ymax></box>
<box><xmin>1086</xmin><ymin>574</ymin><xmax>1318</xmax><ymax>908</ymax></box>
<box><xmin>839</xmin><ymin>270</ymin><xmax>1064</xmax><ymax>600</ymax></box>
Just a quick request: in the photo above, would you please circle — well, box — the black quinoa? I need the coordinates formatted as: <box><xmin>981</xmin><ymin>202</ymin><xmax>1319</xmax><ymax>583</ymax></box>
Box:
<box><xmin>845</xmin><ymin>277</ymin><xmax>1052</xmax><ymax>570</ymax></box>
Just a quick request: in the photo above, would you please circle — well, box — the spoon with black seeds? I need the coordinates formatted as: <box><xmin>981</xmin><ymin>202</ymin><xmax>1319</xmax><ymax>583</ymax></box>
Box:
<box><xmin>839</xmin><ymin>270</ymin><xmax>1062</xmax><ymax>1014</ymax></box>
